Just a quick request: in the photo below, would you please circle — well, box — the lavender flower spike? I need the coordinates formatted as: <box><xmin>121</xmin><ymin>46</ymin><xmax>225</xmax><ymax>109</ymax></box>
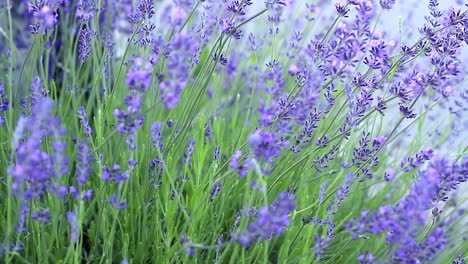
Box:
<box><xmin>236</xmin><ymin>192</ymin><xmax>295</xmax><ymax>247</ymax></box>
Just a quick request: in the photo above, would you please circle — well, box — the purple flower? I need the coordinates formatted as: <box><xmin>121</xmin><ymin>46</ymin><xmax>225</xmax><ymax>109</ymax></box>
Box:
<box><xmin>318</xmin><ymin>181</ymin><xmax>327</xmax><ymax>204</ymax></box>
<box><xmin>352</xmin><ymin>132</ymin><xmax>380</xmax><ymax>171</ymax></box>
<box><xmin>184</xmin><ymin>139</ymin><xmax>196</xmax><ymax>165</ymax></box>
<box><xmin>453</xmin><ymin>252</ymin><xmax>466</xmax><ymax>264</ymax></box>
<box><xmin>357</xmin><ymin>252</ymin><xmax>375</xmax><ymax>264</ymax></box>
<box><xmin>81</xmin><ymin>189</ymin><xmax>93</xmax><ymax>200</ymax></box>
<box><xmin>101</xmin><ymin>164</ymin><xmax>129</xmax><ymax>183</ymax></box>
<box><xmin>429</xmin><ymin>156</ymin><xmax>468</xmax><ymax>202</ymax></box>
<box><xmin>230</xmin><ymin>150</ymin><xmax>247</xmax><ymax>177</ymax></box>
<box><xmin>126</xmin><ymin>62</ymin><xmax>151</xmax><ymax>92</ymax></box>
<box><xmin>384</xmin><ymin>168</ymin><xmax>396</xmax><ymax>181</ymax></box>
<box><xmin>314</xmin><ymin>235</ymin><xmax>330</xmax><ymax>260</ymax></box>
<box><xmin>28</xmin><ymin>2</ymin><xmax>58</xmax><ymax>34</ymax></box>
<box><xmin>55</xmin><ymin>185</ymin><xmax>68</xmax><ymax>199</ymax></box>
<box><xmin>249</xmin><ymin>131</ymin><xmax>284</xmax><ymax>163</ymax></box>
<box><xmin>400</xmin><ymin>148</ymin><xmax>434</xmax><ymax>172</ymax></box>
<box><xmin>78</xmin><ymin>27</ymin><xmax>93</xmax><ymax>62</ymax></box>
<box><xmin>113</xmin><ymin>93</ymin><xmax>145</xmax><ymax>135</ymax></box>
<box><xmin>226</xmin><ymin>0</ymin><xmax>252</xmax><ymax>15</ymax></box>
<box><xmin>69</xmin><ymin>186</ymin><xmax>79</xmax><ymax>199</ymax></box>
<box><xmin>181</xmin><ymin>235</ymin><xmax>195</xmax><ymax>256</ymax></box>
<box><xmin>214</xmin><ymin>146</ymin><xmax>220</xmax><ymax>161</ymax></box>
<box><xmin>344</xmin><ymin>157</ymin><xmax>460</xmax><ymax>262</ymax></box>
<box><xmin>236</xmin><ymin>192</ymin><xmax>295</xmax><ymax>247</ymax></box>
<box><xmin>109</xmin><ymin>193</ymin><xmax>127</xmax><ymax>210</ymax></box>
<box><xmin>76</xmin><ymin>0</ymin><xmax>96</xmax><ymax>22</ymax></box>
<box><xmin>66</xmin><ymin>211</ymin><xmax>79</xmax><ymax>243</ymax></box>
<box><xmin>138</xmin><ymin>0</ymin><xmax>155</xmax><ymax>20</ymax></box>
<box><xmin>335</xmin><ymin>4</ymin><xmax>349</xmax><ymax>17</ymax></box>
<box><xmin>76</xmin><ymin>142</ymin><xmax>92</xmax><ymax>185</ymax></box>
<box><xmin>327</xmin><ymin>172</ymin><xmax>355</xmax><ymax>215</ymax></box>
<box><xmin>31</xmin><ymin>208</ymin><xmax>51</xmax><ymax>224</ymax></box>
<box><xmin>210</xmin><ymin>183</ymin><xmax>222</xmax><ymax>203</ymax></box>
<box><xmin>204</xmin><ymin>123</ymin><xmax>212</xmax><ymax>141</ymax></box>
<box><xmin>0</xmin><ymin>83</ymin><xmax>9</xmax><ymax>125</ymax></box>
<box><xmin>380</xmin><ymin>0</ymin><xmax>396</xmax><ymax>10</ymax></box>
<box><xmin>158</xmin><ymin>34</ymin><xmax>200</xmax><ymax>109</ymax></box>
<box><xmin>77</xmin><ymin>106</ymin><xmax>92</xmax><ymax>136</ymax></box>
<box><xmin>150</xmin><ymin>122</ymin><xmax>163</xmax><ymax>150</ymax></box>
<box><xmin>28</xmin><ymin>76</ymin><xmax>48</xmax><ymax>113</ymax></box>
<box><xmin>9</xmin><ymin>98</ymin><xmax>68</xmax><ymax>201</ymax></box>
<box><xmin>257</xmin><ymin>99</ymin><xmax>276</xmax><ymax>127</ymax></box>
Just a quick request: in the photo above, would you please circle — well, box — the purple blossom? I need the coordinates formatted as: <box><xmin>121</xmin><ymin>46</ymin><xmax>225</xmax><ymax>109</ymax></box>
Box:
<box><xmin>400</xmin><ymin>148</ymin><xmax>434</xmax><ymax>172</ymax></box>
<box><xmin>9</xmin><ymin>98</ymin><xmax>68</xmax><ymax>201</ymax></box>
<box><xmin>352</xmin><ymin>132</ymin><xmax>380</xmax><ymax>171</ymax></box>
<box><xmin>204</xmin><ymin>123</ymin><xmax>212</xmax><ymax>141</ymax></box>
<box><xmin>28</xmin><ymin>76</ymin><xmax>48</xmax><ymax>113</ymax></box>
<box><xmin>101</xmin><ymin>164</ymin><xmax>129</xmax><ymax>183</ymax></box>
<box><xmin>384</xmin><ymin>168</ymin><xmax>396</xmax><ymax>181</ymax></box>
<box><xmin>126</xmin><ymin>62</ymin><xmax>151</xmax><ymax>92</ymax></box>
<box><xmin>113</xmin><ymin>93</ymin><xmax>145</xmax><ymax>135</ymax></box>
<box><xmin>150</xmin><ymin>122</ymin><xmax>163</xmax><ymax>151</ymax></box>
<box><xmin>227</xmin><ymin>0</ymin><xmax>252</xmax><ymax>15</ymax></box>
<box><xmin>318</xmin><ymin>181</ymin><xmax>327</xmax><ymax>204</ymax></box>
<box><xmin>78</xmin><ymin>27</ymin><xmax>92</xmax><ymax>62</ymax></box>
<box><xmin>81</xmin><ymin>189</ymin><xmax>93</xmax><ymax>200</ymax></box>
<box><xmin>453</xmin><ymin>253</ymin><xmax>466</xmax><ymax>264</ymax></box>
<box><xmin>184</xmin><ymin>139</ymin><xmax>196</xmax><ymax>165</ymax></box>
<box><xmin>77</xmin><ymin>106</ymin><xmax>92</xmax><ymax>137</ymax></box>
<box><xmin>380</xmin><ymin>0</ymin><xmax>396</xmax><ymax>10</ymax></box>
<box><xmin>76</xmin><ymin>0</ymin><xmax>96</xmax><ymax>22</ymax></box>
<box><xmin>335</xmin><ymin>4</ymin><xmax>349</xmax><ymax>17</ymax></box>
<box><xmin>236</xmin><ymin>192</ymin><xmax>295</xmax><ymax>247</ymax></box>
<box><xmin>344</xmin><ymin>157</ymin><xmax>463</xmax><ymax>262</ymax></box>
<box><xmin>357</xmin><ymin>252</ymin><xmax>375</xmax><ymax>264</ymax></box>
<box><xmin>0</xmin><ymin>83</ymin><xmax>9</xmax><ymax>125</ymax></box>
<box><xmin>327</xmin><ymin>172</ymin><xmax>355</xmax><ymax>215</ymax></box>
<box><xmin>248</xmin><ymin>131</ymin><xmax>285</xmax><ymax>163</ymax></box>
<box><xmin>314</xmin><ymin>235</ymin><xmax>330</xmax><ymax>260</ymax></box>
<box><xmin>257</xmin><ymin>99</ymin><xmax>276</xmax><ymax>127</ymax></box>
<box><xmin>429</xmin><ymin>156</ymin><xmax>468</xmax><ymax>202</ymax></box>
<box><xmin>31</xmin><ymin>208</ymin><xmax>51</xmax><ymax>224</ymax></box>
<box><xmin>158</xmin><ymin>34</ymin><xmax>200</xmax><ymax>109</ymax></box>
<box><xmin>109</xmin><ymin>193</ymin><xmax>127</xmax><ymax>209</ymax></box>
<box><xmin>181</xmin><ymin>235</ymin><xmax>195</xmax><ymax>256</ymax></box>
<box><xmin>214</xmin><ymin>146</ymin><xmax>220</xmax><ymax>161</ymax></box>
<box><xmin>230</xmin><ymin>150</ymin><xmax>247</xmax><ymax>177</ymax></box>
<box><xmin>28</xmin><ymin>2</ymin><xmax>58</xmax><ymax>34</ymax></box>
<box><xmin>138</xmin><ymin>0</ymin><xmax>155</xmax><ymax>20</ymax></box>
<box><xmin>66</xmin><ymin>211</ymin><xmax>79</xmax><ymax>243</ymax></box>
<box><xmin>210</xmin><ymin>183</ymin><xmax>222</xmax><ymax>203</ymax></box>
<box><xmin>76</xmin><ymin>142</ymin><xmax>92</xmax><ymax>185</ymax></box>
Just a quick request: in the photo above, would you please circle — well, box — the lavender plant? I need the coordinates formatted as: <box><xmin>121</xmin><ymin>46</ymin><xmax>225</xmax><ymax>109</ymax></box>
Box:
<box><xmin>0</xmin><ymin>0</ymin><xmax>467</xmax><ymax>263</ymax></box>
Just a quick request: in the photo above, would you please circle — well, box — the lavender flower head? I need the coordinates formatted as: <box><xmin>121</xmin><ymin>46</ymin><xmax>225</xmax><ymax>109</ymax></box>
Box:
<box><xmin>28</xmin><ymin>1</ymin><xmax>58</xmax><ymax>34</ymax></box>
<box><xmin>0</xmin><ymin>83</ymin><xmax>9</xmax><ymax>125</ymax></box>
<box><xmin>66</xmin><ymin>211</ymin><xmax>79</xmax><ymax>243</ymax></box>
<box><xmin>236</xmin><ymin>192</ymin><xmax>295</xmax><ymax>247</ymax></box>
<box><xmin>126</xmin><ymin>59</ymin><xmax>152</xmax><ymax>92</ymax></box>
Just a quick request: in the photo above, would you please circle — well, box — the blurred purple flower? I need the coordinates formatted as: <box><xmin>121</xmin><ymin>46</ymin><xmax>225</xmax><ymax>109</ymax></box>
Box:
<box><xmin>66</xmin><ymin>211</ymin><xmax>79</xmax><ymax>243</ymax></box>
<box><xmin>236</xmin><ymin>192</ymin><xmax>295</xmax><ymax>247</ymax></box>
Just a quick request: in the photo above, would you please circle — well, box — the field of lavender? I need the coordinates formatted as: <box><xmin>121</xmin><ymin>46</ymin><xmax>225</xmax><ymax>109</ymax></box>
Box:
<box><xmin>1</xmin><ymin>0</ymin><xmax>467</xmax><ymax>263</ymax></box>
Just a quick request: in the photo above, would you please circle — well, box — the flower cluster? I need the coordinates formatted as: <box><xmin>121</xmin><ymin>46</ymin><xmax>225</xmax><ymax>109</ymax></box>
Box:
<box><xmin>0</xmin><ymin>83</ymin><xmax>9</xmax><ymax>125</ymax></box>
<box><xmin>345</xmin><ymin>156</ymin><xmax>467</xmax><ymax>262</ymax></box>
<box><xmin>236</xmin><ymin>192</ymin><xmax>295</xmax><ymax>247</ymax></box>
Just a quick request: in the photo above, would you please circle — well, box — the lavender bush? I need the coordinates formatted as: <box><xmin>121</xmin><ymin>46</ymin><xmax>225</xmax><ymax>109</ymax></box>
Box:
<box><xmin>0</xmin><ymin>0</ymin><xmax>467</xmax><ymax>263</ymax></box>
